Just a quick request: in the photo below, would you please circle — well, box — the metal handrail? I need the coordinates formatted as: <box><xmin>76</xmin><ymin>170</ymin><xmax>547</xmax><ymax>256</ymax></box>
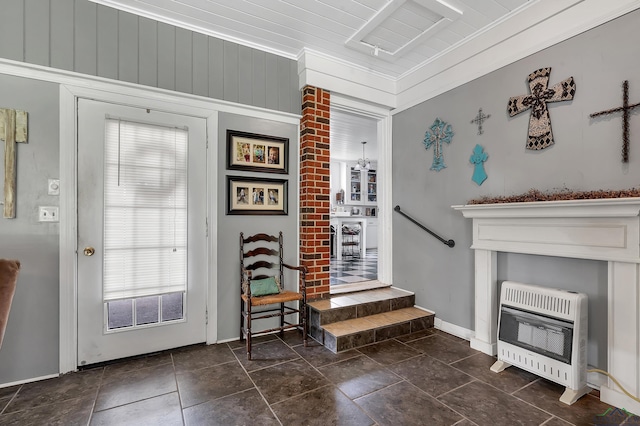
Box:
<box><xmin>394</xmin><ymin>205</ymin><xmax>455</xmax><ymax>248</ymax></box>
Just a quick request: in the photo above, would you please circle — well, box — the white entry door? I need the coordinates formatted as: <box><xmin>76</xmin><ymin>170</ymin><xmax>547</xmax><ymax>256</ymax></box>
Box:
<box><xmin>77</xmin><ymin>99</ymin><xmax>207</xmax><ymax>366</ymax></box>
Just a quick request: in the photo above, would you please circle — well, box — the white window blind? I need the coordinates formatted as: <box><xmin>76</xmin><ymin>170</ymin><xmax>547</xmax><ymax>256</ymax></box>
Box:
<box><xmin>103</xmin><ymin>118</ymin><xmax>188</xmax><ymax>301</ymax></box>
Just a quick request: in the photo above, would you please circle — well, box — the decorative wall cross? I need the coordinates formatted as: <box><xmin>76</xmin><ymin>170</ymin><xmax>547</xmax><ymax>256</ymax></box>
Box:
<box><xmin>590</xmin><ymin>80</ymin><xmax>640</xmax><ymax>163</ymax></box>
<box><xmin>471</xmin><ymin>108</ymin><xmax>491</xmax><ymax>135</ymax></box>
<box><xmin>423</xmin><ymin>118</ymin><xmax>454</xmax><ymax>171</ymax></box>
<box><xmin>1</xmin><ymin>109</ymin><xmax>28</xmax><ymax>219</ymax></box>
<box><xmin>508</xmin><ymin>67</ymin><xmax>576</xmax><ymax>150</ymax></box>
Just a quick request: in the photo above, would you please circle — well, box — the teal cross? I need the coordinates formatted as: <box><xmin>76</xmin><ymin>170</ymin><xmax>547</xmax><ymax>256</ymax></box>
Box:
<box><xmin>424</xmin><ymin>118</ymin><xmax>454</xmax><ymax>171</ymax></box>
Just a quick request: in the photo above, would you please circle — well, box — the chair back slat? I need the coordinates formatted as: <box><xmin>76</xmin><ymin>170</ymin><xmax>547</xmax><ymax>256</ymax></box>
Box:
<box><xmin>242</xmin><ymin>233</ymin><xmax>278</xmax><ymax>244</ymax></box>
<box><xmin>245</xmin><ymin>261</ymin><xmax>276</xmax><ymax>271</ymax></box>
<box><xmin>244</xmin><ymin>247</ymin><xmax>279</xmax><ymax>258</ymax></box>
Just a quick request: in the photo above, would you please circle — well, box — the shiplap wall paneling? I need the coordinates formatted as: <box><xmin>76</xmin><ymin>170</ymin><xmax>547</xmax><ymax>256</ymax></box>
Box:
<box><xmin>75</xmin><ymin>0</ymin><xmax>97</xmax><ymax>76</ymax></box>
<box><xmin>238</xmin><ymin>45</ymin><xmax>253</xmax><ymax>107</ymax></box>
<box><xmin>277</xmin><ymin>57</ymin><xmax>292</xmax><ymax>114</ymax></box>
<box><xmin>97</xmin><ymin>5</ymin><xmax>118</xmax><ymax>80</ymax></box>
<box><xmin>265</xmin><ymin>53</ymin><xmax>279</xmax><ymax>112</ymax></box>
<box><xmin>192</xmin><ymin>33</ymin><xmax>209</xmax><ymax>98</ymax></box>
<box><xmin>25</xmin><ymin>0</ymin><xmax>50</xmax><ymax>67</ymax></box>
<box><xmin>118</xmin><ymin>11</ymin><xmax>139</xmax><ymax>84</ymax></box>
<box><xmin>0</xmin><ymin>0</ymin><xmax>301</xmax><ymax>115</ymax></box>
<box><xmin>157</xmin><ymin>23</ymin><xmax>176</xmax><ymax>91</ymax></box>
<box><xmin>176</xmin><ymin>27</ymin><xmax>193</xmax><ymax>94</ymax></box>
<box><xmin>51</xmin><ymin>0</ymin><xmax>74</xmax><ymax>71</ymax></box>
<box><xmin>0</xmin><ymin>1</ymin><xmax>24</xmax><ymax>61</ymax></box>
<box><xmin>252</xmin><ymin>50</ymin><xmax>267</xmax><ymax>109</ymax></box>
<box><xmin>223</xmin><ymin>41</ymin><xmax>239</xmax><ymax>104</ymax></box>
<box><xmin>139</xmin><ymin>17</ymin><xmax>158</xmax><ymax>88</ymax></box>
<box><xmin>208</xmin><ymin>38</ymin><xmax>224</xmax><ymax>100</ymax></box>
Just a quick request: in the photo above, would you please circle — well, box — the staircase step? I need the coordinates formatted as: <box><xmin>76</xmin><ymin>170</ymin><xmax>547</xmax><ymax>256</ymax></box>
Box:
<box><xmin>321</xmin><ymin>307</ymin><xmax>434</xmax><ymax>353</ymax></box>
<box><xmin>308</xmin><ymin>287</ymin><xmax>415</xmax><ymax>331</ymax></box>
<box><xmin>307</xmin><ymin>286</ymin><xmax>435</xmax><ymax>353</ymax></box>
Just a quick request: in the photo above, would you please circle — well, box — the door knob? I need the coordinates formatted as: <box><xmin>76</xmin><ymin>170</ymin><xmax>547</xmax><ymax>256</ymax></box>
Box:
<box><xmin>83</xmin><ymin>247</ymin><xmax>95</xmax><ymax>256</ymax></box>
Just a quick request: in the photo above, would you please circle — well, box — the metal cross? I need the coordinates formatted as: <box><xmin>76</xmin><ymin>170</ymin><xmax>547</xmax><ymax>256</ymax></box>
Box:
<box><xmin>471</xmin><ymin>108</ymin><xmax>491</xmax><ymax>135</ymax></box>
<box><xmin>590</xmin><ymin>80</ymin><xmax>640</xmax><ymax>163</ymax></box>
<box><xmin>1</xmin><ymin>109</ymin><xmax>28</xmax><ymax>218</ymax></box>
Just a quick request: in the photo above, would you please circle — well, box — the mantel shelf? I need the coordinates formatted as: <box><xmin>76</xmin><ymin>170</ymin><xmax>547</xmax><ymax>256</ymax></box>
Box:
<box><xmin>453</xmin><ymin>197</ymin><xmax>640</xmax><ymax>219</ymax></box>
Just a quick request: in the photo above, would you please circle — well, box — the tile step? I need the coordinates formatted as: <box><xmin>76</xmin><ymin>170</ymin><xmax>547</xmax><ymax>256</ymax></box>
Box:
<box><xmin>308</xmin><ymin>287</ymin><xmax>416</xmax><ymax>329</ymax></box>
<box><xmin>319</xmin><ymin>307</ymin><xmax>435</xmax><ymax>353</ymax></box>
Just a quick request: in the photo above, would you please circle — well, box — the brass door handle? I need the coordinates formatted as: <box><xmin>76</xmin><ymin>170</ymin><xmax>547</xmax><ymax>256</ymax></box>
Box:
<box><xmin>83</xmin><ymin>247</ymin><xmax>95</xmax><ymax>256</ymax></box>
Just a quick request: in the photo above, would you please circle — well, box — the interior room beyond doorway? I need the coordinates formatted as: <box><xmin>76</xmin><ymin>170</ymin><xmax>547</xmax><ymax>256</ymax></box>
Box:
<box><xmin>329</xmin><ymin>109</ymin><xmax>379</xmax><ymax>289</ymax></box>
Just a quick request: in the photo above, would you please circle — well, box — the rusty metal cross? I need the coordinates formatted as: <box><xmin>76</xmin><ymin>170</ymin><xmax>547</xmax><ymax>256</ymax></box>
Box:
<box><xmin>1</xmin><ymin>109</ymin><xmax>28</xmax><ymax>218</ymax></box>
<box><xmin>590</xmin><ymin>80</ymin><xmax>640</xmax><ymax>163</ymax></box>
<box><xmin>471</xmin><ymin>108</ymin><xmax>491</xmax><ymax>135</ymax></box>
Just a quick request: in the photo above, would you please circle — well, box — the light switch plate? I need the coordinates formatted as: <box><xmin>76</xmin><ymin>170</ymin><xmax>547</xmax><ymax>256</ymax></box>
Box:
<box><xmin>39</xmin><ymin>206</ymin><xmax>59</xmax><ymax>222</ymax></box>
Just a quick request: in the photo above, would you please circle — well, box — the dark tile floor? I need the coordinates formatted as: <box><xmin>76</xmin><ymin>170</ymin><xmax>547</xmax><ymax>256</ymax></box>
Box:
<box><xmin>331</xmin><ymin>248</ymin><xmax>378</xmax><ymax>285</ymax></box>
<box><xmin>0</xmin><ymin>328</ymin><xmax>635</xmax><ymax>425</ymax></box>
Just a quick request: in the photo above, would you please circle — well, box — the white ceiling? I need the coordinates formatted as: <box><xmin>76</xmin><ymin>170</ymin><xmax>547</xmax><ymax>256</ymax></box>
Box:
<box><xmin>92</xmin><ymin>0</ymin><xmax>530</xmax><ymax>80</ymax></box>
<box><xmin>330</xmin><ymin>109</ymin><xmax>378</xmax><ymax>162</ymax></box>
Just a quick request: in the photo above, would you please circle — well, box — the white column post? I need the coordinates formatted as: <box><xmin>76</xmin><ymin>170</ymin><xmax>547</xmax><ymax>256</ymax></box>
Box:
<box><xmin>600</xmin><ymin>261</ymin><xmax>640</xmax><ymax>414</ymax></box>
<box><xmin>470</xmin><ymin>249</ymin><xmax>498</xmax><ymax>355</ymax></box>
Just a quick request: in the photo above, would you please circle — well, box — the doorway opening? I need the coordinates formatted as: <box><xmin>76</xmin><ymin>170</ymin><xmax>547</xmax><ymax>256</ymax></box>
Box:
<box><xmin>329</xmin><ymin>107</ymin><xmax>382</xmax><ymax>292</ymax></box>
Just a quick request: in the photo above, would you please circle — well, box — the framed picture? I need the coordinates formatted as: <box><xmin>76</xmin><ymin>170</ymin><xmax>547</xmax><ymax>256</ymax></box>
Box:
<box><xmin>227</xmin><ymin>176</ymin><xmax>288</xmax><ymax>215</ymax></box>
<box><xmin>227</xmin><ymin>130</ymin><xmax>288</xmax><ymax>174</ymax></box>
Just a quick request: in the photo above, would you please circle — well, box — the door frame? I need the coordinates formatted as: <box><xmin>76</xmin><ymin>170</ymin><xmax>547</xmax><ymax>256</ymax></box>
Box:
<box><xmin>330</xmin><ymin>94</ymin><xmax>393</xmax><ymax>284</ymax></box>
<box><xmin>59</xmin><ymin>79</ymin><xmax>300</xmax><ymax>374</ymax></box>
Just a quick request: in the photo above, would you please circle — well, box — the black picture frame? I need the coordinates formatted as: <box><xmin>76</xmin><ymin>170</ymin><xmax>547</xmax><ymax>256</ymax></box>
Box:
<box><xmin>227</xmin><ymin>130</ymin><xmax>289</xmax><ymax>174</ymax></box>
<box><xmin>227</xmin><ymin>176</ymin><xmax>288</xmax><ymax>215</ymax></box>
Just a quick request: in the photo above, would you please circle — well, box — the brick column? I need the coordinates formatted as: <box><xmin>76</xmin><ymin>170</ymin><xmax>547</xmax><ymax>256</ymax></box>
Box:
<box><xmin>300</xmin><ymin>86</ymin><xmax>331</xmax><ymax>299</ymax></box>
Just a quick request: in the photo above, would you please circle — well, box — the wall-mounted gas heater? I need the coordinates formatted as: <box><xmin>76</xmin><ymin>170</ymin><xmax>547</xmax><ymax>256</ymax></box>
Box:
<box><xmin>491</xmin><ymin>281</ymin><xmax>589</xmax><ymax>405</ymax></box>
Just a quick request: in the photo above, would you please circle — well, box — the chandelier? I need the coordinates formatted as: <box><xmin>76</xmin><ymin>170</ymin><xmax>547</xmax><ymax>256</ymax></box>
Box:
<box><xmin>354</xmin><ymin>141</ymin><xmax>371</xmax><ymax>170</ymax></box>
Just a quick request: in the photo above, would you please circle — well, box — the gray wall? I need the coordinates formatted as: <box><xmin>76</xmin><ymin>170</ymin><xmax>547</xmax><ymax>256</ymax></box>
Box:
<box><xmin>217</xmin><ymin>113</ymin><xmax>300</xmax><ymax>341</ymax></box>
<box><xmin>0</xmin><ymin>74</ymin><xmax>60</xmax><ymax>382</ymax></box>
<box><xmin>0</xmin><ymin>1</ymin><xmax>301</xmax><ymax>385</ymax></box>
<box><xmin>0</xmin><ymin>0</ymin><xmax>300</xmax><ymax>115</ymax></box>
<box><xmin>392</xmin><ymin>9</ymin><xmax>640</xmax><ymax>369</ymax></box>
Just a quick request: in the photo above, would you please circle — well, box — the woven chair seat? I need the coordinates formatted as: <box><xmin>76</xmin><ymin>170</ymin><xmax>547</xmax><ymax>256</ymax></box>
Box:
<box><xmin>242</xmin><ymin>290</ymin><xmax>303</xmax><ymax>306</ymax></box>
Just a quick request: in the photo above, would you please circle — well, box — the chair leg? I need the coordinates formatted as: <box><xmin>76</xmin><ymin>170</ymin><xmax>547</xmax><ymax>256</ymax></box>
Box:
<box><xmin>239</xmin><ymin>299</ymin><xmax>245</xmax><ymax>342</ymax></box>
<box><xmin>247</xmin><ymin>303</ymin><xmax>252</xmax><ymax>361</ymax></box>
<box><xmin>302</xmin><ymin>301</ymin><xmax>308</xmax><ymax>347</ymax></box>
<box><xmin>280</xmin><ymin>303</ymin><xmax>285</xmax><ymax>338</ymax></box>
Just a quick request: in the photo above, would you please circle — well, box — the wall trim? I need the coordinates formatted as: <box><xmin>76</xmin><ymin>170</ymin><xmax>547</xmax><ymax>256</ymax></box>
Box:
<box><xmin>298</xmin><ymin>50</ymin><xmax>397</xmax><ymax>109</ymax></box>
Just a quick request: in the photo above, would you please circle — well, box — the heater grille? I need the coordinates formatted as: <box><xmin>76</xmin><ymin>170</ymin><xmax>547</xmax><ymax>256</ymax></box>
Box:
<box><xmin>503</xmin><ymin>285</ymin><xmax>573</xmax><ymax>319</ymax></box>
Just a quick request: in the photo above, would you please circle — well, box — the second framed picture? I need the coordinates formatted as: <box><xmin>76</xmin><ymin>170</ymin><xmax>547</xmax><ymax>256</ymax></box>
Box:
<box><xmin>227</xmin><ymin>176</ymin><xmax>288</xmax><ymax>215</ymax></box>
<box><xmin>227</xmin><ymin>130</ymin><xmax>288</xmax><ymax>174</ymax></box>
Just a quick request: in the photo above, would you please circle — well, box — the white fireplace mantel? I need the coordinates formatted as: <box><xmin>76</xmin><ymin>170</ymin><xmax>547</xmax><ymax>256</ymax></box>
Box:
<box><xmin>453</xmin><ymin>198</ymin><xmax>640</xmax><ymax>414</ymax></box>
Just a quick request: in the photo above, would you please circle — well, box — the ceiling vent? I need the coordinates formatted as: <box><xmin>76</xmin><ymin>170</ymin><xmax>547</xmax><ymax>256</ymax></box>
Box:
<box><xmin>345</xmin><ymin>0</ymin><xmax>463</xmax><ymax>61</ymax></box>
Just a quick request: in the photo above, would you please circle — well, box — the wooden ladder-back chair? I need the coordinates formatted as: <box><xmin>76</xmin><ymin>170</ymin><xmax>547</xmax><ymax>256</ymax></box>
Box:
<box><xmin>240</xmin><ymin>232</ymin><xmax>308</xmax><ymax>360</ymax></box>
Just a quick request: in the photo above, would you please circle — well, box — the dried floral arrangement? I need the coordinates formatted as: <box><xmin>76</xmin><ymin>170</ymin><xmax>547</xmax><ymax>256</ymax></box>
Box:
<box><xmin>469</xmin><ymin>188</ymin><xmax>640</xmax><ymax>204</ymax></box>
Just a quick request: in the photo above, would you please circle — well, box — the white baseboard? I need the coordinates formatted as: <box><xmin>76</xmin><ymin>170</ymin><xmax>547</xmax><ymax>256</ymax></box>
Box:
<box><xmin>0</xmin><ymin>373</ymin><xmax>59</xmax><ymax>389</ymax></box>
<box><xmin>433</xmin><ymin>317</ymin><xmax>474</xmax><ymax>342</ymax></box>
